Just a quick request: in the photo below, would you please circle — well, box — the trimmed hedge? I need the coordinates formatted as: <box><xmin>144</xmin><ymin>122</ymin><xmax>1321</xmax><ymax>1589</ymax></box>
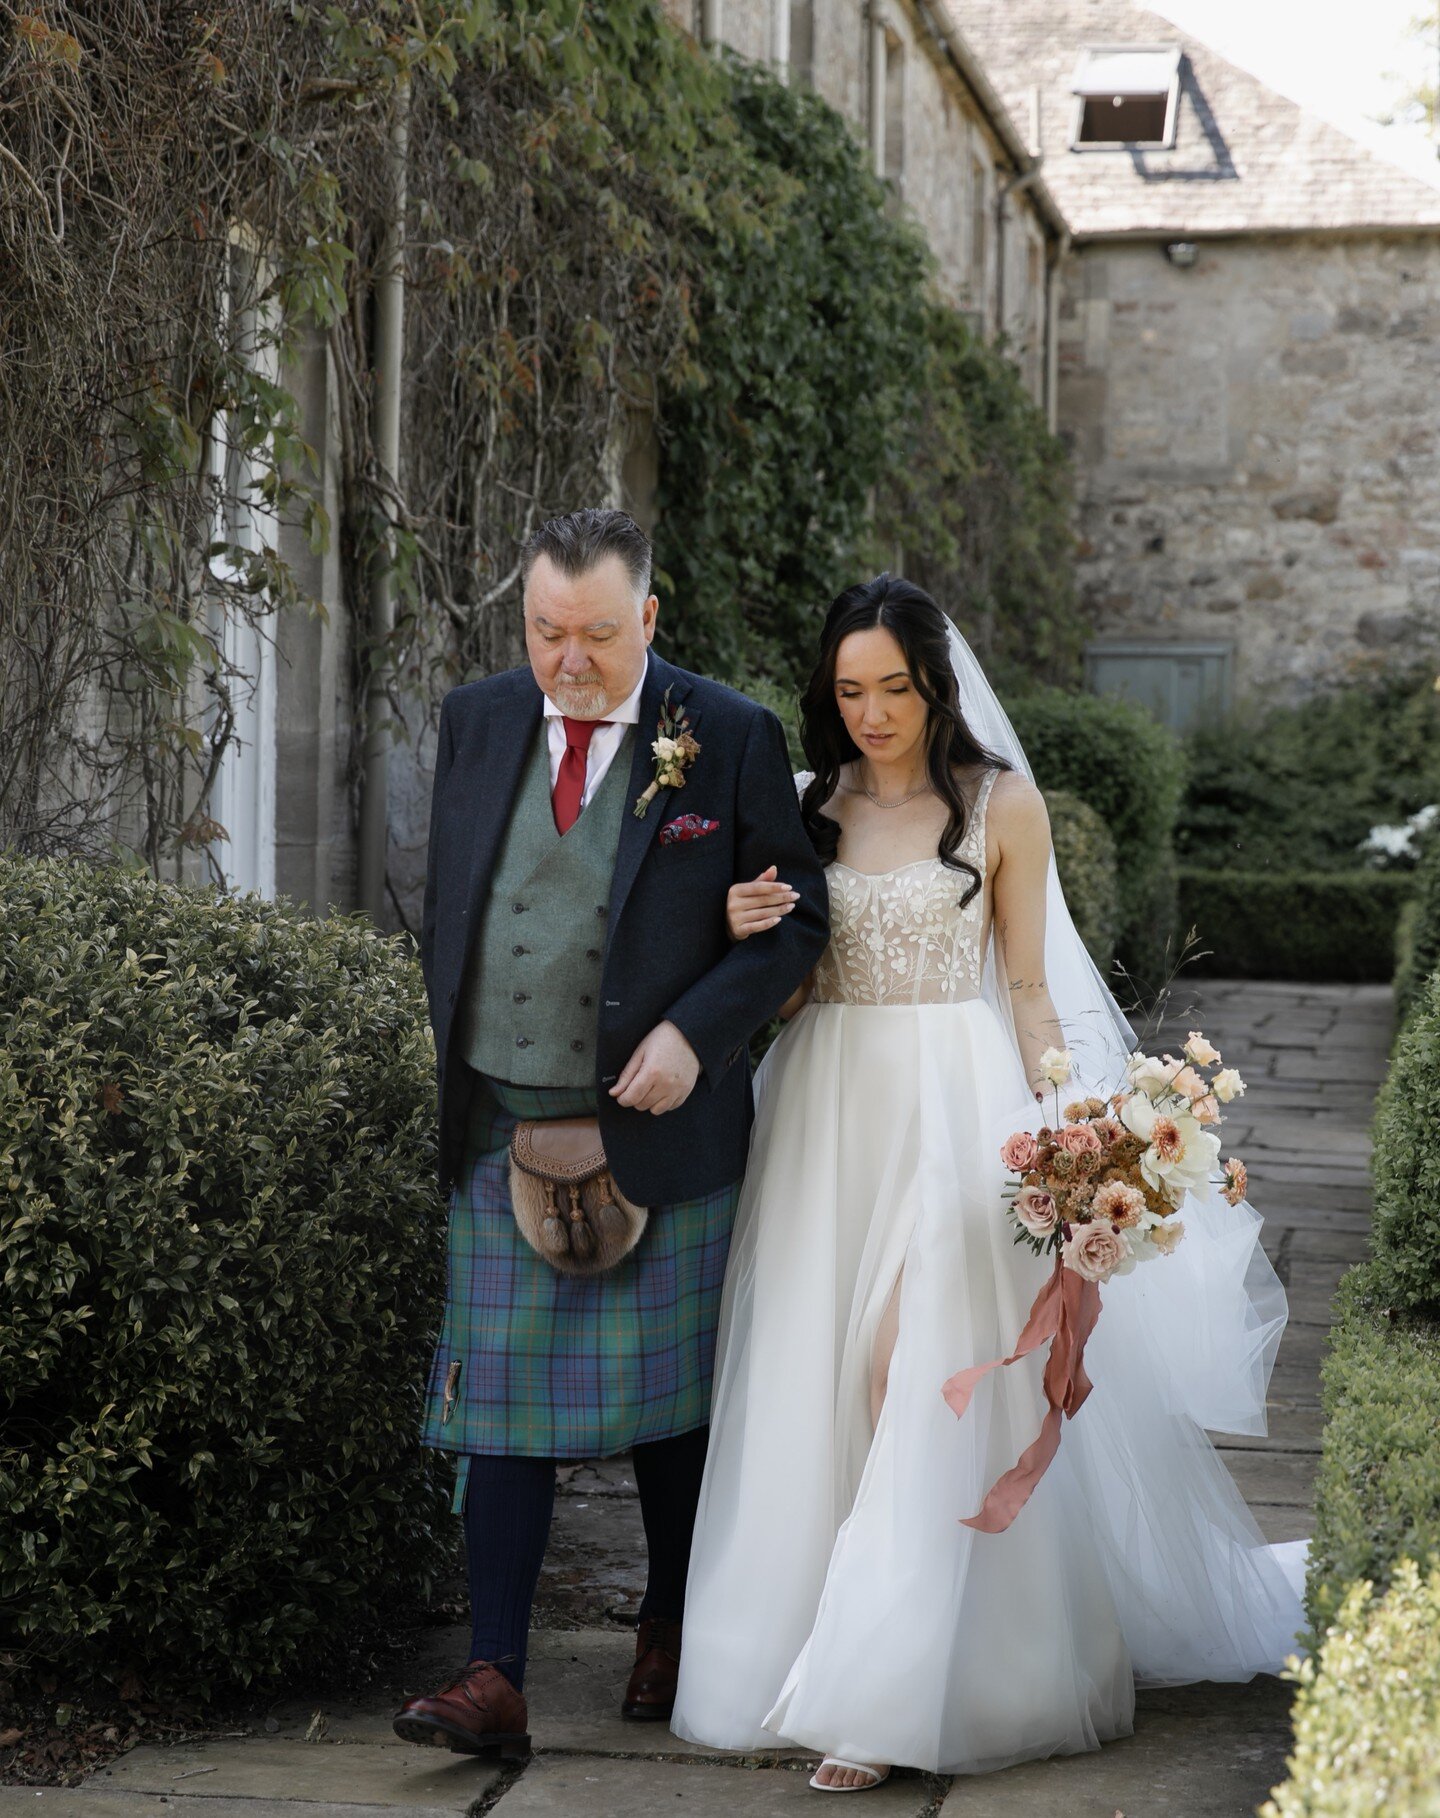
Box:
<box><xmin>1179</xmin><ymin>667</ymin><xmax>1440</xmax><ymax>875</ymax></box>
<box><xmin>1306</xmin><ymin>1263</ymin><xmax>1440</xmax><ymax>1639</ymax></box>
<box><xmin>1177</xmin><ymin>867</ymin><xmax>1412</xmax><ymax>982</ymax></box>
<box><xmin>0</xmin><ymin>857</ymin><xmax>450</xmax><ymax>1699</ymax></box>
<box><xmin>1394</xmin><ymin>831</ymin><xmax>1440</xmax><ymax>1022</ymax></box>
<box><xmin>1263</xmin><ymin>1559</ymin><xmax>1440</xmax><ymax>1818</ymax></box>
<box><xmin>1368</xmin><ymin>966</ymin><xmax>1440</xmax><ymax>1314</ymax></box>
<box><xmin>1046</xmin><ymin>789</ymin><xmax>1120</xmax><ymax>976</ymax></box>
<box><xmin>1007</xmin><ymin>688</ymin><xmax>1184</xmax><ymax>983</ymax></box>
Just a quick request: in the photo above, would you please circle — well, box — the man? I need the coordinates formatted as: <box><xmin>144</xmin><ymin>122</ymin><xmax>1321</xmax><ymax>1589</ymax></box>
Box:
<box><xmin>393</xmin><ymin>508</ymin><xmax>828</xmax><ymax>1757</ymax></box>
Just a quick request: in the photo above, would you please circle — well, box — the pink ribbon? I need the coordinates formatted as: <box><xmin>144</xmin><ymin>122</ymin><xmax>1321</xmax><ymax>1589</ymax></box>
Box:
<box><xmin>941</xmin><ymin>1256</ymin><xmax>1102</xmax><ymax>1533</ymax></box>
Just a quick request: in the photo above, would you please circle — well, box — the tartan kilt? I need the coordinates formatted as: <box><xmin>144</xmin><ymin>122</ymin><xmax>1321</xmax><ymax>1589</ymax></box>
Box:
<box><xmin>420</xmin><ymin>1076</ymin><xmax>741</xmax><ymax>1462</ymax></box>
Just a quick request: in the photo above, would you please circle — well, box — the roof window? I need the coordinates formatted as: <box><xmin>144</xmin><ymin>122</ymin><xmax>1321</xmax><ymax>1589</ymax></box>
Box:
<box><xmin>1071</xmin><ymin>46</ymin><xmax>1181</xmax><ymax>150</ymax></box>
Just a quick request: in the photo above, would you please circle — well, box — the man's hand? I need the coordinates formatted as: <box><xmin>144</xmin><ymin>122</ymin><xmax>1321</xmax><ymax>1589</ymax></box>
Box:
<box><xmin>609</xmin><ymin>1020</ymin><xmax>702</xmax><ymax>1115</ymax></box>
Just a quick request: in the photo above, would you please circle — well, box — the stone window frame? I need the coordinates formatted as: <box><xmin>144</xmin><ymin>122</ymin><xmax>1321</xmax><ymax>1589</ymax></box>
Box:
<box><xmin>1069</xmin><ymin>45</ymin><xmax>1182</xmax><ymax>153</ymax></box>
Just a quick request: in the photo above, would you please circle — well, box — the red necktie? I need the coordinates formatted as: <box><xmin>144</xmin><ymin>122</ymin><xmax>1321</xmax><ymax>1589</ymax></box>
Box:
<box><xmin>551</xmin><ymin>716</ymin><xmax>610</xmax><ymax>835</ymax></box>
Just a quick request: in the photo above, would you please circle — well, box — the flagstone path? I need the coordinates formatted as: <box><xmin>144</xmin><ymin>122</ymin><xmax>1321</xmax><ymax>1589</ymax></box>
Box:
<box><xmin>4</xmin><ymin>982</ymin><xmax>1393</xmax><ymax>1818</ymax></box>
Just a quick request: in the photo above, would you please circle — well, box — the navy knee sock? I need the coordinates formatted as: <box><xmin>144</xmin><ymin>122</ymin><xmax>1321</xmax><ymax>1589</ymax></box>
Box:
<box><xmin>631</xmin><ymin>1426</ymin><xmax>710</xmax><ymax>1624</ymax></box>
<box><xmin>462</xmin><ymin>1454</ymin><xmax>556</xmax><ymax>1691</ymax></box>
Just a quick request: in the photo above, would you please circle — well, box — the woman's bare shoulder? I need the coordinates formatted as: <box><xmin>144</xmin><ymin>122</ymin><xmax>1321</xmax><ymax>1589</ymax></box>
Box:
<box><xmin>985</xmin><ymin>768</ymin><xmax>1050</xmax><ymax>842</ymax></box>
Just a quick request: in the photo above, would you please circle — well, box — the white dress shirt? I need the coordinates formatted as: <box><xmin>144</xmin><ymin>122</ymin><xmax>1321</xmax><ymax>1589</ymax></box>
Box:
<box><xmin>542</xmin><ymin>661</ymin><xmax>648</xmax><ymax>811</ymax></box>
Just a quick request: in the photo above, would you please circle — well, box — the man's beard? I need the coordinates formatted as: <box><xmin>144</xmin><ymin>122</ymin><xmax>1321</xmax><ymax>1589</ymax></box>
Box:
<box><xmin>552</xmin><ymin>677</ymin><xmax>609</xmax><ymax>718</ymax></box>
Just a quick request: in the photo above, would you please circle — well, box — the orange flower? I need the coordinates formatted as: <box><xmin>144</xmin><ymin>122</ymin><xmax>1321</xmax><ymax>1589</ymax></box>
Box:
<box><xmin>1222</xmin><ymin>1158</ymin><xmax>1248</xmax><ymax>1206</ymax></box>
<box><xmin>1150</xmin><ymin>1117</ymin><xmax>1184</xmax><ymax>1163</ymax></box>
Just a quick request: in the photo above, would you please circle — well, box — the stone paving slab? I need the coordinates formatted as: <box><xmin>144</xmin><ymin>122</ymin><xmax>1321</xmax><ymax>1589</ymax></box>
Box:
<box><xmin>1</xmin><ymin>1799</ymin><xmax>456</xmax><ymax>1818</ymax></box>
<box><xmin>84</xmin><ymin>1741</ymin><xmax>499</xmax><ymax>1809</ymax></box>
<box><xmin>485</xmin><ymin>1755</ymin><xmax>938</xmax><ymax>1815</ymax></box>
<box><xmin>936</xmin><ymin>1679</ymin><xmax>1296</xmax><ymax>1817</ymax></box>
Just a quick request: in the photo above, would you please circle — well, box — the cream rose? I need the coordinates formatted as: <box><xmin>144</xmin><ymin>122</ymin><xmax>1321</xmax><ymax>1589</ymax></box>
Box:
<box><xmin>652</xmin><ymin>736</ymin><xmax>678</xmax><ymax>761</ymax></box>
<box><xmin>1184</xmin><ymin>1032</ymin><xmax>1222</xmax><ymax>1067</ymax></box>
<box><xmin>1063</xmin><ymin>1221</ymin><xmax>1135</xmax><ymax>1284</ymax></box>
<box><xmin>1013</xmin><ymin>1186</ymin><xmax>1059</xmax><ymax>1236</ymax></box>
<box><xmin>1212</xmin><ymin>1068</ymin><xmax>1247</xmax><ymax>1104</ymax></box>
<box><xmin>1192</xmin><ymin>1094</ymin><xmax>1221</xmax><ymax>1126</ymax></box>
<box><xmin>1038</xmin><ymin>1046</ymin><xmax>1073</xmax><ymax>1087</ymax></box>
<box><xmin>1000</xmin><ymin>1131</ymin><xmax>1040</xmax><ymax>1173</ymax></box>
<box><xmin>1170</xmin><ymin>1064</ymin><xmax>1209</xmax><ymax>1103</ymax></box>
<box><xmin>1148</xmin><ymin>1218</ymin><xmax>1186</xmax><ymax>1256</ymax></box>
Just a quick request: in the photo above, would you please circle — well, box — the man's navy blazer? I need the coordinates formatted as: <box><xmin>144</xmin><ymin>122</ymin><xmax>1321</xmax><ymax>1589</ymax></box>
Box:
<box><xmin>420</xmin><ymin>650</ymin><xmax>830</xmax><ymax>1206</ymax></box>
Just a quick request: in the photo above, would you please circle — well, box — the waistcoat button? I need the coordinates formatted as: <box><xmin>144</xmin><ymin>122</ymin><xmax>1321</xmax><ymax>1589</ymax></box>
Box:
<box><xmin>571</xmin><ymin>1040</ymin><xmax>585</xmax><ymax>1052</ymax></box>
<box><xmin>516</xmin><ymin>1036</ymin><xmax>531</xmax><ymax>1048</ymax></box>
<box><xmin>512</xmin><ymin>902</ymin><xmax>527</xmax><ymax>914</ymax></box>
<box><xmin>586</xmin><ymin>948</ymin><xmax>601</xmax><ymax>961</ymax></box>
<box><xmin>514</xmin><ymin>992</ymin><xmax>528</xmax><ymax>1004</ymax></box>
<box><xmin>512</xmin><ymin>944</ymin><xmax>526</xmax><ymax>957</ymax></box>
<box><xmin>579</xmin><ymin>995</ymin><xmax>592</xmax><ymax>1007</ymax></box>
<box><xmin>595</xmin><ymin>905</ymin><xmax>606</xmax><ymax>917</ymax></box>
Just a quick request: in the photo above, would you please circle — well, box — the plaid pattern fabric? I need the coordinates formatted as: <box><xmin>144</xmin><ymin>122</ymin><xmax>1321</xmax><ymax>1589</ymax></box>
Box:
<box><xmin>421</xmin><ymin>1077</ymin><xmax>741</xmax><ymax>1461</ymax></box>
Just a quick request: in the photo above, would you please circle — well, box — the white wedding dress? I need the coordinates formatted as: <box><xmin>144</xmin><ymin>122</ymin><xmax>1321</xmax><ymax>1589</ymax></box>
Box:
<box><xmin>671</xmin><ymin>768</ymin><xmax>1306</xmax><ymax>1777</ymax></box>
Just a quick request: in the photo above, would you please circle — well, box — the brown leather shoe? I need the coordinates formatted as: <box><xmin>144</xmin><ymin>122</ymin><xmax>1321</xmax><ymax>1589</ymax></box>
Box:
<box><xmin>391</xmin><ymin>1660</ymin><xmax>531</xmax><ymax>1757</ymax></box>
<box><xmin>621</xmin><ymin>1616</ymin><xmax>682</xmax><ymax>1721</ymax></box>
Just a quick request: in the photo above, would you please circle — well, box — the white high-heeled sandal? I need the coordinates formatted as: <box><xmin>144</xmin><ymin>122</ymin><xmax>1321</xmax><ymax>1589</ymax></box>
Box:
<box><xmin>809</xmin><ymin>1757</ymin><xmax>891</xmax><ymax>1792</ymax></box>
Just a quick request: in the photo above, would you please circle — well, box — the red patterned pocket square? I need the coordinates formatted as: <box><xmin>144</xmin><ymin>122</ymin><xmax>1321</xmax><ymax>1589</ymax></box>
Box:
<box><xmin>659</xmin><ymin>814</ymin><xmax>721</xmax><ymax>846</ymax></box>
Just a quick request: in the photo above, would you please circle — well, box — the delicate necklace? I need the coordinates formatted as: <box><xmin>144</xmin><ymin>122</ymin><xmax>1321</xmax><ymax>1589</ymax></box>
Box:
<box><xmin>852</xmin><ymin>769</ymin><xmax>932</xmax><ymax>809</ymax></box>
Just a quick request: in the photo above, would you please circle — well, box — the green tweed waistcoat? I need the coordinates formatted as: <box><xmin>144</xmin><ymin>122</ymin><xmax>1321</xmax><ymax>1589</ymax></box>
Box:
<box><xmin>456</xmin><ymin>719</ymin><xmax>633</xmax><ymax>1089</ymax></box>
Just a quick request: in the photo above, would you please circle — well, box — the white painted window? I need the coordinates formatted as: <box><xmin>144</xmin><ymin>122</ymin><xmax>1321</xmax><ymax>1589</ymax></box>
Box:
<box><xmin>1071</xmin><ymin>46</ymin><xmax>1181</xmax><ymax>150</ymax></box>
<box><xmin>205</xmin><ymin>231</ymin><xmax>278</xmax><ymax>899</ymax></box>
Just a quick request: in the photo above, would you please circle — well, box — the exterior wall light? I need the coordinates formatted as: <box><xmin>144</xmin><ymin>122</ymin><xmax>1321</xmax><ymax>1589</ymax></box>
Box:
<box><xmin>1164</xmin><ymin>241</ymin><xmax>1199</xmax><ymax>267</ymax></box>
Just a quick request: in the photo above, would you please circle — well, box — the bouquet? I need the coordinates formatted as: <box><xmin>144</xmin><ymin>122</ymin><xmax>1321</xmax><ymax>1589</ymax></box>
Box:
<box><xmin>1000</xmin><ymin>1035</ymin><xmax>1249</xmax><ymax>1286</ymax></box>
<box><xmin>943</xmin><ymin>1032</ymin><xmax>1249</xmax><ymax>1534</ymax></box>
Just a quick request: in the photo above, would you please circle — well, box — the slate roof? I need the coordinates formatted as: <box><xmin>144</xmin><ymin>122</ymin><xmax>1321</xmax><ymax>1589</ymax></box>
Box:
<box><xmin>950</xmin><ymin>0</ymin><xmax>1440</xmax><ymax>238</ymax></box>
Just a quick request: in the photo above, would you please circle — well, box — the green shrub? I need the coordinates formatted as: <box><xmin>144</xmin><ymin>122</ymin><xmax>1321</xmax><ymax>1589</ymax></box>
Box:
<box><xmin>1368</xmin><ymin>968</ymin><xmax>1440</xmax><ymax>1313</ymax></box>
<box><xmin>0</xmin><ymin>857</ymin><xmax>449</xmax><ymax>1699</ymax></box>
<box><xmin>1177</xmin><ymin>867</ymin><xmax>1411</xmax><ymax>982</ymax></box>
<box><xmin>1263</xmin><ymin>1559</ymin><xmax>1440</xmax><ymax>1818</ymax></box>
<box><xmin>1394</xmin><ymin>832</ymin><xmax>1440</xmax><ymax>1023</ymax></box>
<box><xmin>1178</xmin><ymin>668</ymin><xmax>1440</xmax><ymax>874</ymax></box>
<box><xmin>1007</xmin><ymin>688</ymin><xmax>1185</xmax><ymax>983</ymax></box>
<box><xmin>1046</xmin><ymin>790</ymin><xmax>1120</xmax><ymax>975</ymax></box>
<box><xmin>1305</xmin><ymin>1263</ymin><xmax>1440</xmax><ymax>1638</ymax></box>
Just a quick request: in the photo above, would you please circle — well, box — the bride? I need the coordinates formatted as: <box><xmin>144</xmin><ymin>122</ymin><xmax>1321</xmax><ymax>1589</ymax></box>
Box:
<box><xmin>669</xmin><ymin>575</ymin><xmax>1305</xmax><ymax>1790</ymax></box>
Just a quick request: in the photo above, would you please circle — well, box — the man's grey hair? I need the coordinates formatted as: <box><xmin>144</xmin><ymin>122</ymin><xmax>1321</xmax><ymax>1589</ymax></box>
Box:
<box><xmin>521</xmin><ymin>507</ymin><xmax>653</xmax><ymax>605</ymax></box>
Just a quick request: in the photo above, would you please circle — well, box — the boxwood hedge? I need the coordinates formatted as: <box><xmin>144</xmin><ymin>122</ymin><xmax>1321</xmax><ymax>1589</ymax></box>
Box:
<box><xmin>0</xmin><ymin>857</ymin><xmax>450</xmax><ymax>1699</ymax></box>
<box><xmin>1305</xmin><ymin>1262</ymin><xmax>1440</xmax><ymax>1641</ymax></box>
<box><xmin>1177</xmin><ymin>867</ymin><xmax>1412</xmax><ymax>982</ymax></box>
<box><xmin>1008</xmin><ymin>688</ymin><xmax>1184</xmax><ymax>984</ymax></box>
<box><xmin>1046</xmin><ymin>789</ymin><xmax>1120</xmax><ymax>976</ymax></box>
<box><xmin>1368</xmin><ymin>966</ymin><xmax>1440</xmax><ymax>1314</ymax></box>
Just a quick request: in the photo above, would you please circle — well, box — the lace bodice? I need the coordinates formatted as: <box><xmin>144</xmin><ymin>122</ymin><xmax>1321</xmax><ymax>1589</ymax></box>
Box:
<box><xmin>801</xmin><ymin>769</ymin><xmax>1000</xmax><ymax>1008</ymax></box>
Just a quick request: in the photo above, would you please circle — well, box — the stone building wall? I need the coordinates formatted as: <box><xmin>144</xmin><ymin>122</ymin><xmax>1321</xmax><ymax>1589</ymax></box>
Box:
<box><xmin>1060</xmin><ymin>232</ymin><xmax>1440</xmax><ymax>703</ymax></box>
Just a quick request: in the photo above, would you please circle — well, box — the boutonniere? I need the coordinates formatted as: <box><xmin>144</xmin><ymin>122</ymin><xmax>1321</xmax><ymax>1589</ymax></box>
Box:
<box><xmin>634</xmin><ymin>686</ymin><xmax>701</xmax><ymax>819</ymax></box>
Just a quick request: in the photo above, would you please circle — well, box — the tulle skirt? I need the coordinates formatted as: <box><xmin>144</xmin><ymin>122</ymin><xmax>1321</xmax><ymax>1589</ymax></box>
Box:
<box><xmin>670</xmin><ymin>997</ymin><xmax>1307</xmax><ymax>1777</ymax></box>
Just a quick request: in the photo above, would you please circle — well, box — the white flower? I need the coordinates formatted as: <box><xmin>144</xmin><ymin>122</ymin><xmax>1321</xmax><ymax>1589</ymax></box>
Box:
<box><xmin>1038</xmin><ymin>1046</ymin><xmax>1073</xmax><ymax>1087</ymax></box>
<box><xmin>1119</xmin><ymin>1090</ymin><xmax>1156</xmax><ymax>1142</ymax></box>
<box><xmin>1212</xmin><ymin>1067</ymin><xmax>1247</xmax><ymax>1103</ymax></box>
<box><xmin>1124</xmin><ymin>1051</ymin><xmax>1176</xmax><ymax>1100</ymax></box>
<box><xmin>652</xmin><ymin>736</ymin><xmax>678</xmax><ymax>762</ymax></box>
<box><xmin>1139</xmin><ymin>1109</ymin><xmax>1221</xmax><ymax>1201</ymax></box>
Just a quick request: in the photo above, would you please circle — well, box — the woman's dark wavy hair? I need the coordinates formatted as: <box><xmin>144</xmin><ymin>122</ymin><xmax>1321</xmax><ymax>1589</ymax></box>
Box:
<box><xmin>798</xmin><ymin>574</ymin><xmax>1011</xmax><ymax>907</ymax></box>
